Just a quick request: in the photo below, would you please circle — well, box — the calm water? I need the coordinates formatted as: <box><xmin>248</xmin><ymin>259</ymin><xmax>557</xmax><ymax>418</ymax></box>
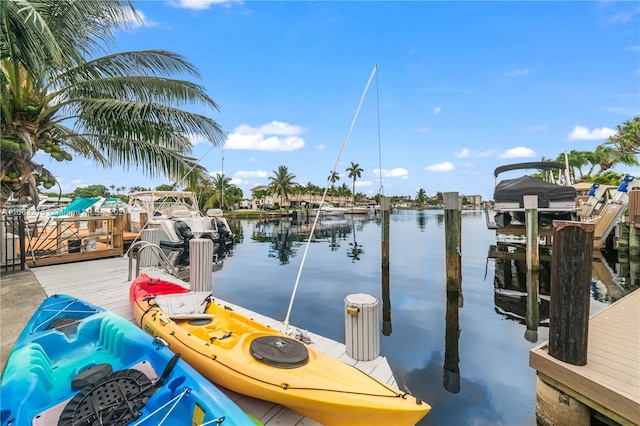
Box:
<box><xmin>188</xmin><ymin>210</ymin><xmax>612</xmax><ymax>425</ymax></box>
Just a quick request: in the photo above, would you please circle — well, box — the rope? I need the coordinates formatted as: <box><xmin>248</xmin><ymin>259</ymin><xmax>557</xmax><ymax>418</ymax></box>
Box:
<box><xmin>130</xmin><ymin>388</ymin><xmax>189</xmax><ymax>425</ymax></box>
<box><xmin>283</xmin><ymin>64</ymin><xmax>379</xmax><ymax>331</ymax></box>
<box><xmin>33</xmin><ymin>298</ymin><xmax>97</xmax><ymax>332</ymax></box>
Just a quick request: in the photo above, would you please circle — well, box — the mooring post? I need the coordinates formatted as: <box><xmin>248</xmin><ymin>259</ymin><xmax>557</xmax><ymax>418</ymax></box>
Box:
<box><xmin>344</xmin><ymin>293</ymin><xmax>380</xmax><ymax>361</ymax></box>
<box><xmin>443</xmin><ymin>192</ymin><xmax>462</xmax><ymax>293</ymax></box>
<box><xmin>381</xmin><ymin>197</ymin><xmax>392</xmax><ymax>336</ymax></box>
<box><xmin>443</xmin><ymin>192</ymin><xmax>462</xmax><ymax>391</ymax></box>
<box><xmin>190</xmin><ymin>238</ymin><xmax>213</xmax><ymax>293</ymax></box>
<box><xmin>524</xmin><ymin>195</ymin><xmax>540</xmax><ymax>342</ymax></box>
<box><xmin>140</xmin><ymin>229</ymin><xmax>159</xmax><ymax>267</ymax></box>
<box><xmin>548</xmin><ymin>221</ymin><xmax>595</xmax><ymax>365</ymax></box>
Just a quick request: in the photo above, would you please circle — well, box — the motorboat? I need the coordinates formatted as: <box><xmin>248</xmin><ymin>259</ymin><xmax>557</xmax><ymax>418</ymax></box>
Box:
<box><xmin>319</xmin><ymin>203</ymin><xmax>349</xmax><ymax>216</ymax></box>
<box><xmin>489</xmin><ymin>162</ymin><xmax>578</xmax><ymax>228</ymax></box>
<box><xmin>129</xmin><ymin>191</ymin><xmax>234</xmax><ymax>248</ymax></box>
<box><xmin>343</xmin><ymin>205</ymin><xmax>373</xmax><ymax>215</ymax></box>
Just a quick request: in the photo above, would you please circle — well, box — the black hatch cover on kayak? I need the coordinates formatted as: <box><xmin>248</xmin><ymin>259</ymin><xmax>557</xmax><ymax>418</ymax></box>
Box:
<box><xmin>250</xmin><ymin>336</ymin><xmax>309</xmax><ymax>368</ymax></box>
<box><xmin>59</xmin><ymin>369</ymin><xmax>154</xmax><ymax>426</ymax></box>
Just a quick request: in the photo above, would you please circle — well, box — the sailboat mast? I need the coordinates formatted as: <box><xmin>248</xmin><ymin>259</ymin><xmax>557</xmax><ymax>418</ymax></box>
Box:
<box><xmin>221</xmin><ymin>146</ymin><xmax>224</xmax><ymax>210</ymax></box>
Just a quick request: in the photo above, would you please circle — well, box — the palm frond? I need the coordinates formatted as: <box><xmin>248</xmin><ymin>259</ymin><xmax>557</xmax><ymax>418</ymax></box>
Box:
<box><xmin>0</xmin><ymin>0</ymin><xmax>62</xmax><ymax>79</ymax></box>
<box><xmin>60</xmin><ymin>75</ymin><xmax>217</xmax><ymax>110</ymax></box>
<box><xmin>71</xmin><ymin>98</ymin><xmax>225</xmax><ymax>145</ymax></box>
<box><xmin>56</xmin><ymin>50</ymin><xmax>201</xmax><ymax>84</ymax></box>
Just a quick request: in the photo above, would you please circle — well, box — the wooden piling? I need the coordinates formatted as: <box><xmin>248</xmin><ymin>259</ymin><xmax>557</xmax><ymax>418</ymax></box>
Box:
<box><xmin>548</xmin><ymin>221</ymin><xmax>594</xmax><ymax>365</ymax></box>
<box><xmin>524</xmin><ymin>196</ymin><xmax>540</xmax><ymax>342</ymax></box>
<box><xmin>443</xmin><ymin>192</ymin><xmax>462</xmax><ymax>292</ymax></box>
<box><xmin>443</xmin><ymin>192</ymin><xmax>462</xmax><ymax>392</ymax></box>
<box><xmin>381</xmin><ymin>197</ymin><xmax>392</xmax><ymax>336</ymax></box>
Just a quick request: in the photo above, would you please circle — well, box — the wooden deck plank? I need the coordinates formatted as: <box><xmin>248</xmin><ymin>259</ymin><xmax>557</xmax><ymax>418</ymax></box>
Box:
<box><xmin>530</xmin><ymin>289</ymin><xmax>640</xmax><ymax>424</ymax></box>
<box><xmin>30</xmin><ymin>256</ymin><xmax>399</xmax><ymax>425</ymax></box>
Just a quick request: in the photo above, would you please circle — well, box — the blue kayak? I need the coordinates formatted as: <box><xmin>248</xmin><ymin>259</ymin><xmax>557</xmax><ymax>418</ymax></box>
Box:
<box><xmin>0</xmin><ymin>294</ymin><xmax>258</xmax><ymax>426</ymax></box>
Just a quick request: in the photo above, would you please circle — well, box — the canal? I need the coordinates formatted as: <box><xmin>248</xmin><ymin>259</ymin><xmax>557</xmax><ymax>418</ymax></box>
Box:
<box><xmin>187</xmin><ymin>209</ymin><xmax>628</xmax><ymax>425</ymax></box>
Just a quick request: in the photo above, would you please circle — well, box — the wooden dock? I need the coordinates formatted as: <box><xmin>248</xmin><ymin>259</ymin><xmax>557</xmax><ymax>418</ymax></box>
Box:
<box><xmin>29</xmin><ymin>257</ymin><xmax>399</xmax><ymax>426</ymax></box>
<box><xmin>530</xmin><ymin>289</ymin><xmax>640</xmax><ymax>425</ymax></box>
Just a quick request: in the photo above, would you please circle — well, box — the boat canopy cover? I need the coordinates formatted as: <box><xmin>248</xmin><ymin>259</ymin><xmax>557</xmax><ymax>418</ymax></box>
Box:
<box><xmin>52</xmin><ymin>197</ymin><xmax>101</xmax><ymax>216</ymax></box>
<box><xmin>493</xmin><ymin>162</ymin><xmax>566</xmax><ymax>178</ymax></box>
<box><xmin>494</xmin><ymin>176</ymin><xmax>576</xmax><ymax>207</ymax></box>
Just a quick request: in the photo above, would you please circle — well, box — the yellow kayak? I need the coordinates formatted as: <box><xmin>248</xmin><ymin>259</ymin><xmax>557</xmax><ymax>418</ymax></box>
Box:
<box><xmin>130</xmin><ymin>273</ymin><xmax>430</xmax><ymax>425</ymax></box>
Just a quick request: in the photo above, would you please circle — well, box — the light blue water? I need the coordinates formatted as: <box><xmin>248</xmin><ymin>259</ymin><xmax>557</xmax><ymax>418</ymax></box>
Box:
<box><xmin>205</xmin><ymin>210</ymin><xmax>605</xmax><ymax>425</ymax></box>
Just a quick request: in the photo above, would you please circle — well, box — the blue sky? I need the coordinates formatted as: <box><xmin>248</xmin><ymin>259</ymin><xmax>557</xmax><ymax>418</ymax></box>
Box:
<box><xmin>40</xmin><ymin>1</ymin><xmax>640</xmax><ymax>200</ymax></box>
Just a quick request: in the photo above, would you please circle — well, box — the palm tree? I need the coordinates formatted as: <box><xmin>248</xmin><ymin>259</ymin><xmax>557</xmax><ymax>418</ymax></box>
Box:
<box><xmin>268</xmin><ymin>165</ymin><xmax>296</xmax><ymax>210</ymax></box>
<box><xmin>198</xmin><ymin>173</ymin><xmax>233</xmax><ymax>210</ymax></box>
<box><xmin>593</xmin><ymin>145</ymin><xmax>639</xmax><ymax>177</ymax></box>
<box><xmin>328</xmin><ymin>171</ymin><xmax>340</xmax><ymax>203</ymax></box>
<box><xmin>346</xmin><ymin>162</ymin><xmax>363</xmax><ymax>206</ymax></box>
<box><xmin>416</xmin><ymin>188</ymin><xmax>427</xmax><ymax>207</ymax></box>
<box><xmin>607</xmin><ymin>116</ymin><xmax>640</xmax><ymax>155</ymax></box>
<box><xmin>1</xmin><ymin>0</ymin><xmax>224</xmax><ymax>208</ymax></box>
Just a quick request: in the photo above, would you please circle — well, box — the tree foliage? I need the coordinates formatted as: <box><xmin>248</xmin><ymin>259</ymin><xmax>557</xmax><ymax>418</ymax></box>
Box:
<box><xmin>0</xmin><ymin>0</ymin><xmax>225</xmax><ymax>208</ymax></box>
<box><xmin>268</xmin><ymin>165</ymin><xmax>297</xmax><ymax>209</ymax></box>
<box><xmin>346</xmin><ymin>161</ymin><xmax>363</xmax><ymax>205</ymax></box>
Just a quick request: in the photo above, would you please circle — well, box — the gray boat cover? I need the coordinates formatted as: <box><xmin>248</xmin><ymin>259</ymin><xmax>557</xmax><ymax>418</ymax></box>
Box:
<box><xmin>494</xmin><ymin>175</ymin><xmax>576</xmax><ymax>208</ymax></box>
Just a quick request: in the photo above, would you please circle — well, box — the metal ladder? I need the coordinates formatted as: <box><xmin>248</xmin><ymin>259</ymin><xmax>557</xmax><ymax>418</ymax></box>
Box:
<box><xmin>127</xmin><ymin>240</ymin><xmax>180</xmax><ymax>281</ymax></box>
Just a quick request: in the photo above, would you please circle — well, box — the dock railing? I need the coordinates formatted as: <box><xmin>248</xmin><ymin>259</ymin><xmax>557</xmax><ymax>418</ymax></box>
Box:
<box><xmin>127</xmin><ymin>240</ymin><xmax>179</xmax><ymax>281</ymax></box>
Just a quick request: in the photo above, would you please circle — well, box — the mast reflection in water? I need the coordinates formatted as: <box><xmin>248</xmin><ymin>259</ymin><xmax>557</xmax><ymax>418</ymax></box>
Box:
<box><xmin>207</xmin><ymin>210</ymin><xmax>632</xmax><ymax>425</ymax></box>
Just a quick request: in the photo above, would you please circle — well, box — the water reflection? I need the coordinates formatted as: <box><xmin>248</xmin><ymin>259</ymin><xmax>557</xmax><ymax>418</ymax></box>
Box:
<box><xmin>443</xmin><ymin>287</ymin><xmax>461</xmax><ymax>393</ymax></box>
<box><xmin>248</xmin><ymin>216</ymin><xmax>373</xmax><ymax>264</ymax></box>
<box><xmin>489</xmin><ymin>243</ymin><xmax>639</xmax><ymax>342</ymax></box>
<box><xmin>491</xmin><ymin>254</ymin><xmax>550</xmax><ymax>329</ymax></box>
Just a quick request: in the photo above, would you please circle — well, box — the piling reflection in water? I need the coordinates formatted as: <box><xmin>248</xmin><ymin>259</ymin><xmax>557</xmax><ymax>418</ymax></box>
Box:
<box><xmin>444</xmin><ymin>287</ymin><xmax>461</xmax><ymax>393</ymax></box>
<box><xmin>492</xmin><ymin>255</ymin><xmax>551</xmax><ymax>331</ymax></box>
<box><xmin>381</xmin><ymin>198</ymin><xmax>392</xmax><ymax>336</ymax></box>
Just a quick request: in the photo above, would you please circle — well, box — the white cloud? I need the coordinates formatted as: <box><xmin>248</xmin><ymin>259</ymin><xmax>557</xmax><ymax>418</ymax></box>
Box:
<box><xmin>424</xmin><ymin>162</ymin><xmax>454</xmax><ymax>172</ymax></box>
<box><xmin>374</xmin><ymin>168</ymin><xmax>410</xmax><ymax>179</ymax></box>
<box><xmin>189</xmin><ymin>134</ymin><xmax>209</xmax><ymax>145</ymax></box>
<box><xmin>455</xmin><ymin>148</ymin><xmax>498</xmax><ymax>158</ymax></box>
<box><xmin>499</xmin><ymin>147</ymin><xmax>537</xmax><ymax>158</ymax></box>
<box><xmin>567</xmin><ymin>125</ymin><xmax>616</xmax><ymax>141</ymax></box>
<box><xmin>433</xmin><ymin>106</ymin><xmax>442</xmax><ymax>114</ymax></box>
<box><xmin>225</xmin><ymin>121</ymin><xmax>306</xmax><ymax>151</ymax></box>
<box><xmin>119</xmin><ymin>7</ymin><xmax>155</xmax><ymax>29</ymax></box>
<box><xmin>355</xmin><ymin>180</ymin><xmax>373</xmax><ymax>187</ymax></box>
<box><xmin>316</xmin><ymin>144</ymin><xmax>326</xmax><ymax>151</ymax></box>
<box><xmin>455</xmin><ymin>148</ymin><xmax>470</xmax><ymax>158</ymax></box>
<box><xmin>418</xmin><ymin>127</ymin><xmax>432</xmax><ymax>133</ymax></box>
<box><xmin>234</xmin><ymin>170</ymin><xmax>268</xmax><ymax>178</ymax></box>
<box><xmin>505</xmin><ymin>69</ymin><xmax>530</xmax><ymax>77</ymax></box>
<box><xmin>170</xmin><ymin>0</ymin><xmax>236</xmax><ymax>10</ymax></box>
<box><xmin>625</xmin><ymin>46</ymin><xmax>640</xmax><ymax>51</ymax></box>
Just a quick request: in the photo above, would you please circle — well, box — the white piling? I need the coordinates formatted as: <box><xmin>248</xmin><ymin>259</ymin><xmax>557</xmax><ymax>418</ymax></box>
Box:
<box><xmin>345</xmin><ymin>293</ymin><xmax>380</xmax><ymax>361</ymax></box>
<box><xmin>140</xmin><ymin>229</ymin><xmax>159</xmax><ymax>267</ymax></box>
<box><xmin>190</xmin><ymin>238</ymin><xmax>213</xmax><ymax>293</ymax></box>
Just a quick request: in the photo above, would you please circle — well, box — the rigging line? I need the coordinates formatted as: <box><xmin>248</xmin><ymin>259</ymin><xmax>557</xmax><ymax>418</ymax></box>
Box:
<box><xmin>175</xmin><ymin>135</ymin><xmax>221</xmax><ymax>189</ymax></box>
<box><xmin>376</xmin><ymin>69</ymin><xmax>384</xmax><ymax>196</ymax></box>
<box><xmin>283</xmin><ymin>64</ymin><xmax>378</xmax><ymax>332</ymax></box>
